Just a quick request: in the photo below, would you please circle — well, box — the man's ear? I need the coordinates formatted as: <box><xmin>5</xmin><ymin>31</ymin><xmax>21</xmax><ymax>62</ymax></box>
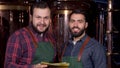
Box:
<box><xmin>29</xmin><ymin>15</ymin><xmax>32</xmax><ymax>22</ymax></box>
<box><xmin>49</xmin><ymin>18</ymin><xmax>52</xmax><ymax>25</ymax></box>
<box><xmin>85</xmin><ymin>22</ymin><xmax>88</xmax><ymax>28</ymax></box>
<box><xmin>50</xmin><ymin>19</ymin><xmax>52</xmax><ymax>23</ymax></box>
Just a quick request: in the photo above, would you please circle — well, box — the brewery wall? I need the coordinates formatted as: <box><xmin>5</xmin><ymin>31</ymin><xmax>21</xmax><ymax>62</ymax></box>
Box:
<box><xmin>0</xmin><ymin>0</ymin><xmax>120</xmax><ymax>68</ymax></box>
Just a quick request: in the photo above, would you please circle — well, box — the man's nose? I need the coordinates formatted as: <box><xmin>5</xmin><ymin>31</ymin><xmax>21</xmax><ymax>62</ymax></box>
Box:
<box><xmin>73</xmin><ymin>21</ymin><xmax>78</xmax><ymax>26</ymax></box>
<box><xmin>40</xmin><ymin>18</ymin><xmax>44</xmax><ymax>24</ymax></box>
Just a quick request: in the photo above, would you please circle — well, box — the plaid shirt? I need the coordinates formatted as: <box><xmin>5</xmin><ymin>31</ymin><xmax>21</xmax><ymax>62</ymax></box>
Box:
<box><xmin>4</xmin><ymin>25</ymin><xmax>56</xmax><ymax>68</ymax></box>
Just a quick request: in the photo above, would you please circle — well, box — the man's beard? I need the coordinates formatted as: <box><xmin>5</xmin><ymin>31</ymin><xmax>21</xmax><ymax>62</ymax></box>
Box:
<box><xmin>70</xmin><ymin>27</ymin><xmax>85</xmax><ymax>38</ymax></box>
<box><xmin>31</xmin><ymin>23</ymin><xmax>48</xmax><ymax>34</ymax></box>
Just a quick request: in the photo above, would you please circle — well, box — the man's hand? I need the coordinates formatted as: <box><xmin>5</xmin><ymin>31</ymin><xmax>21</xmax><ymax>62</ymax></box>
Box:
<box><xmin>33</xmin><ymin>63</ymin><xmax>48</xmax><ymax>68</ymax></box>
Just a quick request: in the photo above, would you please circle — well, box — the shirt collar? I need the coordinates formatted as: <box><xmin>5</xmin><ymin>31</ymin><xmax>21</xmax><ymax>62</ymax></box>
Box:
<box><xmin>69</xmin><ymin>34</ymin><xmax>88</xmax><ymax>43</ymax></box>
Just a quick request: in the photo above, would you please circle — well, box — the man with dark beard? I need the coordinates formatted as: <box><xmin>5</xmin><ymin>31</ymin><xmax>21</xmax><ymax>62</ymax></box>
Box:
<box><xmin>4</xmin><ymin>1</ymin><xmax>56</xmax><ymax>68</ymax></box>
<box><xmin>60</xmin><ymin>9</ymin><xmax>106</xmax><ymax>68</ymax></box>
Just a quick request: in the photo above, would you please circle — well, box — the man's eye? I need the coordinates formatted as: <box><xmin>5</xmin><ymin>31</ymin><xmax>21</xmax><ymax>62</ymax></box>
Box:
<box><xmin>70</xmin><ymin>20</ymin><xmax>74</xmax><ymax>23</ymax></box>
<box><xmin>78</xmin><ymin>20</ymin><xmax>85</xmax><ymax>23</ymax></box>
<box><xmin>36</xmin><ymin>16</ymin><xmax>41</xmax><ymax>18</ymax></box>
<box><xmin>44</xmin><ymin>17</ymin><xmax>49</xmax><ymax>20</ymax></box>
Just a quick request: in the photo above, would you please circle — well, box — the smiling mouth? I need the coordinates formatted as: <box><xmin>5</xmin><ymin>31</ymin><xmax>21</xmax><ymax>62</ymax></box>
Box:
<box><xmin>72</xmin><ymin>28</ymin><xmax>80</xmax><ymax>32</ymax></box>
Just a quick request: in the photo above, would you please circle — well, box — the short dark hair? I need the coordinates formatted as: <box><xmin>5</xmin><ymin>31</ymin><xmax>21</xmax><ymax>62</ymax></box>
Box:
<box><xmin>30</xmin><ymin>1</ymin><xmax>51</xmax><ymax>15</ymax></box>
<box><xmin>69</xmin><ymin>9</ymin><xmax>88</xmax><ymax>22</ymax></box>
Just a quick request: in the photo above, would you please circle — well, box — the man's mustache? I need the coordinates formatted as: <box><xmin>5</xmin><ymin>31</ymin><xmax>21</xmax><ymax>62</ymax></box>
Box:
<box><xmin>37</xmin><ymin>23</ymin><xmax>46</xmax><ymax>27</ymax></box>
<box><xmin>72</xmin><ymin>27</ymin><xmax>80</xmax><ymax>30</ymax></box>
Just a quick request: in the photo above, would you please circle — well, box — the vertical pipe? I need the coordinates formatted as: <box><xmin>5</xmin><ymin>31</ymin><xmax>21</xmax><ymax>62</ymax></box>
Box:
<box><xmin>9</xmin><ymin>10</ymin><xmax>14</xmax><ymax>34</ymax></box>
<box><xmin>107</xmin><ymin>0</ymin><xmax>112</xmax><ymax>68</ymax></box>
<box><xmin>64</xmin><ymin>10</ymin><xmax>69</xmax><ymax>43</ymax></box>
<box><xmin>99</xmin><ymin>9</ymin><xmax>104</xmax><ymax>45</ymax></box>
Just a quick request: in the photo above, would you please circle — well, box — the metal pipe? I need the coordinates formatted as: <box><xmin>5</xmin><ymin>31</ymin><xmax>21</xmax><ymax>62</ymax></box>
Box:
<box><xmin>107</xmin><ymin>0</ymin><xmax>113</xmax><ymax>68</ymax></box>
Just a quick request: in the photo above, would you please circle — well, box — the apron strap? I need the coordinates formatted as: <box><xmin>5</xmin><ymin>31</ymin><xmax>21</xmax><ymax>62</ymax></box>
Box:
<box><xmin>60</xmin><ymin>42</ymin><xmax>68</xmax><ymax>62</ymax></box>
<box><xmin>77</xmin><ymin>36</ymin><xmax>90</xmax><ymax>61</ymax></box>
<box><xmin>25</xmin><ymin>27</ymin><xmax>38</xmax><ymax>48</ymax></box>
<box><xmin>60</xmin><ymin>36</ymin><xmax>90</xmax><ymax>62</ymax></box>
<box><xmin>25</xmin><ymin>27</ymin><xmax>57</xmax><ymax>62</ymax></box>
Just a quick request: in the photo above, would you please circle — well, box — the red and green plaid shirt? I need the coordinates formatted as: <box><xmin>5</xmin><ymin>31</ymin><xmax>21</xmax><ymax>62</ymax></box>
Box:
<box><xmin>4</xmin><ymin>25</ymin><xmax>56</xmax><ymax>68</ymax></box>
